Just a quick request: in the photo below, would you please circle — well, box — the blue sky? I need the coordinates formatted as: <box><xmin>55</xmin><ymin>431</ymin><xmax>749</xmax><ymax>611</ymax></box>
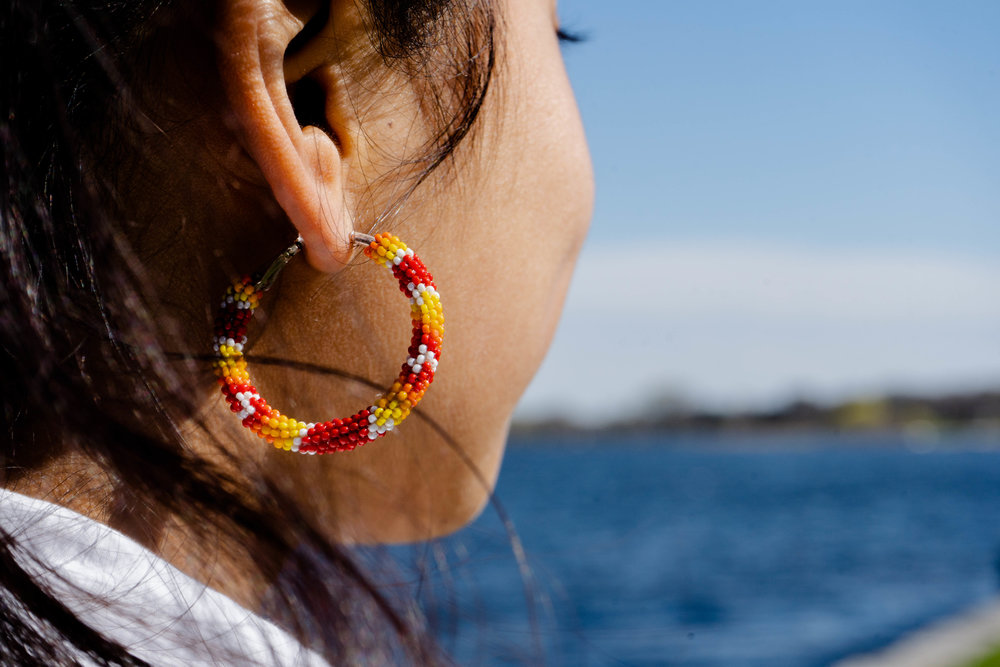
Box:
<box><xmin>517</xmin><ymin>1</ymin><xmax>1000</xmax><ymax>423</ymax></box>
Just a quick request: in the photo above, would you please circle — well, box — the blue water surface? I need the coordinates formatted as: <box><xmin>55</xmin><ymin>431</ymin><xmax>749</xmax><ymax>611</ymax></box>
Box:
<box><xmin>397</xmin><ymin>432</ymin><xmax>1000</xmax><ymax>666</ymax></box>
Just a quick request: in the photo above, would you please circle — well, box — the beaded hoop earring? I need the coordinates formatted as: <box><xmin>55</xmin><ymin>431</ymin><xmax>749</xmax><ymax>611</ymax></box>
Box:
<box><xmin>212</xmin><ymin>232</ymin><xmax>443</xmax><ymax>454</ymax></box>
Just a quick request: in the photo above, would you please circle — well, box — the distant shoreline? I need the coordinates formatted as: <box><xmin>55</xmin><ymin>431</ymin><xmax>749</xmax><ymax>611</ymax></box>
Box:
<box><xmin>511</xmin><ymin>389</ymin><xmax>1000</xmax><ymax>443</ymax></box>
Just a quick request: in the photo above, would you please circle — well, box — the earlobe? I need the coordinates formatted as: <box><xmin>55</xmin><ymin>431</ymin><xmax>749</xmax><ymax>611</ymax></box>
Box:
<box><xmin>215</xmin><ymin>0</ymin><xmax>354</xmax><ymax>273</ymax></box>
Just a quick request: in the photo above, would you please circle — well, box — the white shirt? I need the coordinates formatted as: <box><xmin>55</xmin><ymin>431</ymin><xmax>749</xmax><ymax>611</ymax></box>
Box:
<box><xmin>0</xmin><ymin>489</ymin><xmax>328</xmax><ymax>666</ymax></box>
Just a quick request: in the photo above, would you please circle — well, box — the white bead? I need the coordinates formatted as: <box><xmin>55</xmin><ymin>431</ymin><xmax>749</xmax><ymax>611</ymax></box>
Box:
<box><xmin>213</xmin><ymin>344</ymin><xmax>219</xmax><ymax>352</ymax></box>
<box><xmin>299</xmin><ymin>428</ymin><xmax>308</xmax><ymax>437</ymax></box>
<box><xmin>405</xmin><ymin>248</ymin><xmax>413</xmax><ymax>256</ymax></box>
<box><xmin>368</xmin><ymin>414</ymin><xmax>377</xmax><ymax>423</ymax></box>
<box><xmin>234</xmin><ymin>343</ymin><xmax>244</xmax><ymax>353</ymax></box>
<box><xmin>407</xmin><ymin>357</ymin><xmax>415</xmax><ymax>366</ymax></box>
<box><xmin>417</xmin><ymin>283</ymin><xmax>426</xmax><ymax>293</ymax></box>
<box><xmin>396</xmin><ymin>248</ymin><xmax>405</xmax><ymax>257</ymax></box>
<box><xmin>418</xmin><ymin>344</ymin><xmax>427</xmax><ymax>354</ymax></box>
<box><xmin>415</xmin><ymin>297</ymin><xmax>424</xmax><ymax>306</ymax></box>
<box><xmin>226</xmin><ymin>337</ymin><xmax>235</xmax><ymax>347</ymax></box>
<box><xmin>308</xmin><ymin>450</ymin><xmax>316</xmax><ymax>455</ymax></box>
<box><xmin>291</xmin><ymin>443</ymin><xmax>300</xmax><ymax>452</ymax></box>
<box><xmin>237</xmin><ymin>409</ymin><xmax>248</xmax><ymax>420</ymax></box>
<box><xmin>293</xmin><ymin>437</ymin><xmax>302</xmax><ymax>446</ymax></box>
<box><xmin>308</xmin><ymin>423</ymin><xmax>316</xmax><ymax>429</ymax></box>
<box><xmin>393</xmin><ymin>257</ymin><xmax>402</xmax><ymax>265</ymax></box>
<box><xmin>412</xmin><ymin>364</ymin><xmax>422</xmax><ymax>373</ymax></box>
<box><xmin>407</xmin><ymin>282</ymin><xmax>415</xmax><ymax>291</ymax></box>
<box><xmin>240</xmin><ymin>399</ymin><xmax>250</xmax><ymax>408</ymax></box>
<box><xmin>247</xmin><ymin>406</ymin><xmax>255</xmax><ymax>415</ymax></box>
<box><xmin>426</xmin><ymin>351</ymin><xmax>435</xmax><ymax>360</ymax></box>
<box><xmin>368</xmin><ymin>431</ymin><xmax>377</xmax><ymax>440</ymax></box>
<box><xmin>416</xmin><ymin>355</ymin><xmax>425</xmax><ymax>364</ymax></box>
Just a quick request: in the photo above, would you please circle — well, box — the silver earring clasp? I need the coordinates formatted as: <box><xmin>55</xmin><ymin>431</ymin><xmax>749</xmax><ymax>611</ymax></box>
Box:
<box><xmin>351</xmin><ymin>232</ymin><xmax>375</xmax><ymax>247</ymax></box>
<box><xmin>254</xmin><ymin>233</ymin><xmax>375</xmax><ymax>292</ymax></box>
<box><xmin>253</xmin><ymin>236</ymin><xmax>304</xmax><ymax>292</ymax></box>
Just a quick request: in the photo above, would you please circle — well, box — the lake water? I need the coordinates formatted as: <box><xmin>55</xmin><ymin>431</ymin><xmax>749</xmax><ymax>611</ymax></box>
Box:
<box><xmin>395</xmin><ymin>431</ymin><xmax>1000</xmax><ymax>666</ymax></box>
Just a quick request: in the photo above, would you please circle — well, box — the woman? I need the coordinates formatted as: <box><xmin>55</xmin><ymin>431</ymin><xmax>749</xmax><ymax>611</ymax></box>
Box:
<box><xmin>1</xmin><ymin>0</ymin><xmax>591</xmax><ymax>663</ymax></box>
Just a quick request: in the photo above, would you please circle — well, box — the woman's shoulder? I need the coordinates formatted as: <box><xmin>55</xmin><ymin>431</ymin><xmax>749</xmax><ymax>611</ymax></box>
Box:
<box><xmin>0</xmin><ymin>489</ymin><xmax>327</xmax><ymax>666</ymax></box>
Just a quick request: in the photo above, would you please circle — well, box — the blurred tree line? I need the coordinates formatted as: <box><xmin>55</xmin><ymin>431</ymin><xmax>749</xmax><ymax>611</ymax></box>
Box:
<box><xmin>513</xmin><ymin>390</ymin><xmax>1000</xmax><ymax>436</ymax></box>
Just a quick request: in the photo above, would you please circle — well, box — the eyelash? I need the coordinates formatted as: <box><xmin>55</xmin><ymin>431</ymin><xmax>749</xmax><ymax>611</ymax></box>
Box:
<box><xmin>557</xmin><ymin>27</ymin><xmax>586</xmax><ymax>44</ymax></box>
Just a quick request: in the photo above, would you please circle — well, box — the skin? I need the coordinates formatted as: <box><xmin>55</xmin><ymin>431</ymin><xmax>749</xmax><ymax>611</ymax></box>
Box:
<box><xmin>14</xmin><ymin>0</ymin><xmax>592</xmax><ymax>610</ymax></box>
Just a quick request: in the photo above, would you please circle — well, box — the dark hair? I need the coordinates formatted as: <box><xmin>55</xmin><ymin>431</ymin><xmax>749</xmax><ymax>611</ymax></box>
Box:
<box><xmin>0</xmin><ymin>0</ymin><xmax>495</xmax><ymax>663</ymax></box>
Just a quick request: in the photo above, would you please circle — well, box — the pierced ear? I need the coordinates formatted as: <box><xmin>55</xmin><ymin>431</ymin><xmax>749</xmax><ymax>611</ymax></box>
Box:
<box><xmin>216</xmin><ymin>0</ymin><xmax>354</xmax><ymax>273</ymax></box>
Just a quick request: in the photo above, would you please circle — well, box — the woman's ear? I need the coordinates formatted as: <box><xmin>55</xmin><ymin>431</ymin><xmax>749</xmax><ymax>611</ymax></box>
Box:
<box><xmin>215</xmin><ymin>0</ymin><xmax>355</xmax><ymax>273</ymax></box>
